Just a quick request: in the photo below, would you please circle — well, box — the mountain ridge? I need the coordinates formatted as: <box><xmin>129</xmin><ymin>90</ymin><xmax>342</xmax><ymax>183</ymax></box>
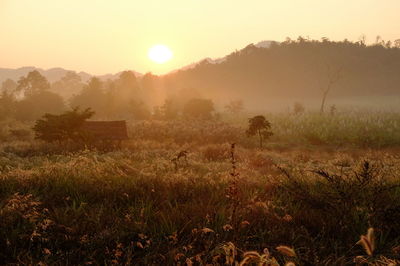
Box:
<box><xmin>0</xmin><ymin>66</ymin><xmax>142</xmax><ymax>84</ymax></box>
<box><xmin>0</xmin><ymin>40</ymin><xmax>277</xmax><ymax>84</ymax></box>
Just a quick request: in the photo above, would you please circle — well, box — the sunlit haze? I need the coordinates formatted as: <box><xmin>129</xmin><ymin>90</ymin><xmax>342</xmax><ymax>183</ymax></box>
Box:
<box><xmin>1</xmin><ymin>0</ymin><xmax>400</xmax><ymax>74</ymax></box>
<box><xmin>148</xmin><ymin>45</ymin><xmax>173</xmax><ymax>64</ymax></box>
<box><xmin>2</xmin><ymin>1</ymin><xmax>400</xmax><ymax>264</ymax></box>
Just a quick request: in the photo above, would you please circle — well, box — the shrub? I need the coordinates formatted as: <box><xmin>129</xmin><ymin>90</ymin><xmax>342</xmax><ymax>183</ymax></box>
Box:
<box><xmin>32</xmin><ymin>108</ymin><xmax>94</xmax><ymax>143</ymax></box>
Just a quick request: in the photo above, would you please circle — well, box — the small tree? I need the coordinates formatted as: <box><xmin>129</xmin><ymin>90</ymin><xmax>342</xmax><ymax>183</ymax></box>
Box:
<box><xmin>246</xmin><ymin>115</ymin><xmax>273</xmax><ymax>148</ymax></box>
<box><xmin>314</xmin><ymin>63</ymin><xmax>342</xmax><ymax>113</ymax></box>
<box><xmin>33</xmin><ymin>108</ymin><xmax>94</xmax><ymax>143</ymax></box>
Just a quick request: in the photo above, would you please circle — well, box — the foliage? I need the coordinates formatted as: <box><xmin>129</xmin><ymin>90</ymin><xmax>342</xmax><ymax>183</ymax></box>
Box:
<box><xmin>163</xmin><ymin>38</ymin><xmax>400</xmax><ymax>109</ymax></box>
<box><xmin>268</xmin><ymin>110</ymin><xmax>400</xmax><ymax>147</ymax></box>
<box><xmin>1</xmin><ymin>109</ymin><xmax>400</xmax><ymax>264</ymax></box>
<box><xmin>0</xmin><ymin>120</ymin><xmax>32</xmax><ymax>142</ymax></box>
<box><xmin>0</xmin><ymin>90</ymin><xmax>16</xmax><ymax>120</ymax></box>
<box><xmin>51</xmin><ymin>71</ymin><xmax>84</xmax><ymax>100</ymax></box>
<box><xmin>68</xmin><ymin>72</ymin><xmax>154</xmax><ymax>120</ymax></box>
<box><xmin>0</xmin><ymin>71</ymin><xmax>67</xmax><ymax>121</ymax></box>
<box><xmin>70</xmin><ymin>77</ymin><xmax>107</xmax><ymax>117</ymax></box>
<box><xmin>32</xmin><ymin>108</ymin><xmax>94</xmax><ymax>143</ymax></box>
<box><xmin>15</xmin><ymin>90</ymin><xmax>66</xmax><ymax>121</ymax></box>
<box><xmin>1</xmin><ymin>79</ymin><xmax>17</xmax><ymax>94</ymax></box>
<box><xmin>246</xmin><ymin>115</ymin><xmax>273</xmax><ymax>148</ymax></box>
<box><xmin>16</xmin><ymin>70</ymin><xmax>50</xmax><ymax>97</ymax></box>
<box><xmin>183</xmin><ymin>98</ymin><xmax>215</xmax><ymax>119</ymax></box>
<box><xmin>106</xmin><ymin>71</ymin><xmax>142</xmax><ymax>118</ymax></box>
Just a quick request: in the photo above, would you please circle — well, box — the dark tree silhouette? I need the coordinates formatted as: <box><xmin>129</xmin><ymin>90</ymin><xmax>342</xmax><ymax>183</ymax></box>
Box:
<box><xmin>246</xmin><ymin>115</ymin><xmax>273</xmax><ymax>148</ymax></box>
<box><xmin>16</xmin><ymin>70</ymin><xmax>50</xmax><ymax>97</ymax></box>
<box><xmin>70</xmin><ymin>77</ymin><xmax>107</xmax><ymax>117</ymax></box>
<box><xmin>33</xmin><ymin>108</ymin><xmax>94</xmax><ymax>143</ymax></box>
<box><xmin>316</xmin><ymin>63</ymin><xmax>342</xmax><ymax>113</ymax></box>
<box><xmin>13</xmin><ymin>71</ymin><xmax>65</xmax><ymax>121</ymax></box>
<box><xmin>162</xmin><ymin>37</ymin><xmax>400</xmax><ymax>109</ymax></box>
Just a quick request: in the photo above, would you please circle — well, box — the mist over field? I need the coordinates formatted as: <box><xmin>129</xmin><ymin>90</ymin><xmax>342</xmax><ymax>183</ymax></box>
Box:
<box><xmin>1</xmin><ymin>1</ymin><xmax>400</xmax><ymax>265</ymax></box>
<box><xmin>2</xmin><ymin>38</ymin><xmax>400</xmax><ymax>116</ymax></box>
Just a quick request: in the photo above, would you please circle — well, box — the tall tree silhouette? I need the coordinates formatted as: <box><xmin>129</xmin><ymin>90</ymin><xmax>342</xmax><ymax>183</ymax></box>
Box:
<box><xmin>315</xmin><ymin>63</ymin><xmax>343</xmax><ymax>113</ymax></box>
<box><xmin>16</xmin><ymin>70</ymin><xmax>50</xmax><ymax>97</ymax></box>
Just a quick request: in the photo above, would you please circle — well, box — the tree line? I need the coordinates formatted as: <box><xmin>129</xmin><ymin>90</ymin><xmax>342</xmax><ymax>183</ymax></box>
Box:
<box><xmin>0</xmin><ymin>70</ymin><xmax>221</xmax><ymax>122</ymax></box>
<box><xmin>161</xmin><ymin>36</ymin><xmax>400</xmax><ymax>109</ymax></box>
<box><xmin>3</xmin><ymin>36</ymin><xmax>399</xmax><ymax>121</ymax></box>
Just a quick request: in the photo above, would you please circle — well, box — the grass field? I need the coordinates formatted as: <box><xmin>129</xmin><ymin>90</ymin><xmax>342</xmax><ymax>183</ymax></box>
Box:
<box><xmin>1</xmin><ymin>112</ymin><xmax>400</xmax><ymax>265</ymax></box>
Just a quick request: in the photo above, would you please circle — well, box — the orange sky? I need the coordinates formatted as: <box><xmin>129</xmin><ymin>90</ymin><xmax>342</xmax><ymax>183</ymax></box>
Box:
<box><xmin>1</xmin><ymin>0</ymin><xmax>399</xmax><ymax>75</ymax></box>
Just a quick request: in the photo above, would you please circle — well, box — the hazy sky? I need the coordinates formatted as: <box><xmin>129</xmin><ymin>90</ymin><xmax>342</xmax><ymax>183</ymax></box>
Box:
<box><xmin>1</xmin><ymin>0</ymin><xmax>399</xmax><ymax>75</ymax></box>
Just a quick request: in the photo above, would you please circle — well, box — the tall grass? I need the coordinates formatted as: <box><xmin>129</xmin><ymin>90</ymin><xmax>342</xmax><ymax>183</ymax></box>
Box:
<box><xmin>1</xmin><ymin>110</ymin><xmax>400</xmax><ymax>264</ymax></box>
<box><xmin>1</xmin><ymin>141</ymin><xmax>399</xmax><ymax>264</ymax></box>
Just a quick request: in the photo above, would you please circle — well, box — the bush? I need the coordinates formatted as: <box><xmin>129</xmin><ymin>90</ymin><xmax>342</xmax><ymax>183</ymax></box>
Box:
<box><xmin>33</xmin><ymin>108</ymin><xmax>94</xmax><ymax>143</ymax></box>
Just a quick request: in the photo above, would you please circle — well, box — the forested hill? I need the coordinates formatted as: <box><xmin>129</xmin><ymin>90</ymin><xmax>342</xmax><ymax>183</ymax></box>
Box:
<box><xmin>162</xmin><ymin>38</ymin><xmax>400</xmax><ymax>108</ymax></box>
<box><xmin>0</xmin><ymin>67</ymin><xmax>142</xmax><ymax>84</ymax></box>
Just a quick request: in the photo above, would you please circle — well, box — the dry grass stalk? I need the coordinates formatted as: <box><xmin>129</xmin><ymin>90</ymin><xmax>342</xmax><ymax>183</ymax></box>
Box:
<box><xmin>357</xmin><ymin>228</ymin><xmax>375</xmax><ymax>256</ymax></box>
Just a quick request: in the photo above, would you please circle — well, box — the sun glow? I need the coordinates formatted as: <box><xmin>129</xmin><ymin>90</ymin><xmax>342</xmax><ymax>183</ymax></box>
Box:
<box><xmin>148</xmin><ymin>45</ymin><xmax>173</xmax><ymax>64</ymax></box>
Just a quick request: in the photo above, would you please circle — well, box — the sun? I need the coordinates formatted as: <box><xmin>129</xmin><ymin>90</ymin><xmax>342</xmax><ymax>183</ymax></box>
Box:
<box><xmin>148</xmin><ymin>44</ymin><xmax>173</xmax><ymax>64</ymax></box>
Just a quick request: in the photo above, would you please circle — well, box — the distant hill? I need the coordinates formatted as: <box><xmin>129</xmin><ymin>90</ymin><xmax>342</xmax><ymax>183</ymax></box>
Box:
<box><xmin>3</xmin><ymin>39</ymin><xmax>400</xmax><ymax>110</ymax></box>
<box><xmin>0</xmin><ymin>67</ymin><xmax>142</xmax><ymax>84</ymax></box>
<box><xmin>169</xmin><ymin>40</ymin><xmax>278</xmax><ymax>73</ymax></box>
<box><xmin>161</xmin><ymin>39</ymin><xmax>400</xmax><ymax>109</ymax></box>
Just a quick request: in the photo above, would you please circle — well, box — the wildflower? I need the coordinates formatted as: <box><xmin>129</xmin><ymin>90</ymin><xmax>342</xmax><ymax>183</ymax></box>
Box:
<box><xmin>276</xmin><ymin>246</ymin><xmax>296</xmax><ymax>257</ymax></box>
<box><xmin>174</xmin><ymin>253</ymin><xmax>185</xmax><ymax>261</ymax></box>
<box><xmin>240</xmin><ymin>220</ymin><xmax>250</xmax><ymax>228</ymax></box>
<box><xmin>185</xmin><ymin>258</ymin><xmax>193</xmax><ymax>266</ymax></box>
<box><xmin>282</xmin><ymin>214</ymin><xmax>293</xmax><ymax>222</ymax></box>
<box><xmin>239</xmin><ymin>249</ymin><xmax>279</xmax><ymax>266</ymax></box>
<box><xmin>223</xmin><ymin>224</ymin><xmax>233</xmax><ymax>231</ymax></box>
<box><xmin>201</xmin><ymin>227</ymin><xmax>214</xmax><ymax>234</ymax></box>
<box><xmin>357</xmin><ymin>228</ymin><xmax>375</xmax><ymax>256</ymax></box>
<box><xmin>43</xmin><ymin>248</ymin><xmax>51</xmax><ymax>255</ymax></box>
<box><xmin>221</xmin><ymin>242</ymin><xmax>237</xmax><ymax>265</ymax></box>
